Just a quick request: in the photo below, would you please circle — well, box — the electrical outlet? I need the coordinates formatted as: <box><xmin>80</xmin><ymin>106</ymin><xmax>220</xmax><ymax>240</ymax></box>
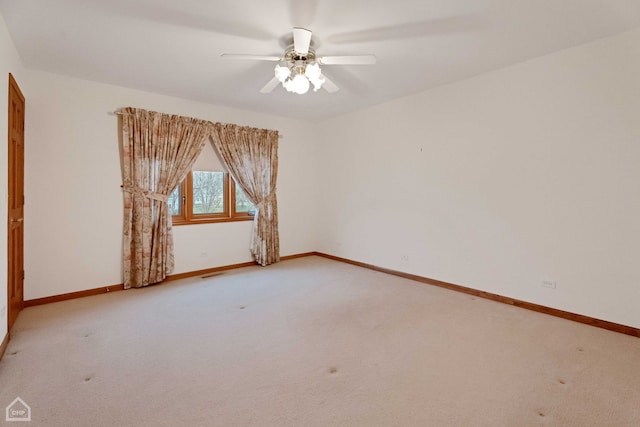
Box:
<box><xmin>200</xmin><ymin>252</ymin><xmax>208</xmax><ymax>258</ymax></box>
<box><xmin>0</xmin><ymin>306</ymin><xmax>5</xmax><ymax>318</ymax></box>
<box><xmin>401</xmin><ymin>255</ymin><xmax>409</xmax><ymax>263</ymax></box>
<box><xmin>542</xmin><ymin>280</ymin><xmax>557</xmax><ymax>289</ymax></box>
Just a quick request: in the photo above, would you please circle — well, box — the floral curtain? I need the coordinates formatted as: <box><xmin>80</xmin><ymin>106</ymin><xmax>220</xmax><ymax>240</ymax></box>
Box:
<box><xmin>210</xmin><ymin>123</ymin><xmax>280</xmax><ymax>266</ymax></box>
<box><xmin>120</xmin><ymin>107</ymin><xmax>211</xmax><ymax>288</ymax></box>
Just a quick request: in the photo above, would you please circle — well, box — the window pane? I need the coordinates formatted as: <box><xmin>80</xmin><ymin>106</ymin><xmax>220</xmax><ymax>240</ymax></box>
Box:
<box><xmin>168</xmin><ymin>185</ymin><xmax>181</xmax><ymax>216</ymax></box>
<box><xmin>235</xmin><ymin>184</ymin><xmax>255</xmax><ymax>214</ymax></box>
<box><xmin>192</xmin><ymin>171</ymin><xmax>225</xmax><ymax>214</ymax></box>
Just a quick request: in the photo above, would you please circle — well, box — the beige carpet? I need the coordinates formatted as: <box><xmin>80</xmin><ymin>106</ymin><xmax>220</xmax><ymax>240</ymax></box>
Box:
<box><xmin>1</xmin><ymin>256</ymin><xmax>639</xmax><ymax>426</ymax></box>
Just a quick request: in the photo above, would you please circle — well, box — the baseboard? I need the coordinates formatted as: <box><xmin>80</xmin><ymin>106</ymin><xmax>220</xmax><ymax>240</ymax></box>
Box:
<box><xmin>314</xmin><ymin>252</ymin><xmax>640</xmax><ymax>338</ymax></box>
<box><xmin>281</xmin><ymin>252</ymin><xmax>320</xmax><ymax>261</ymax></box>
<box><xmin>164</xmin><ymin>253</ymin><xmax>317</xmax><ymax>282</ymax></box>
<box><xmin>0</xmin><ymin>332</ymin><xmax>9</xmax><ymax>362</ymax></box>
<box><xmin>22</xmin><ymin>252</ymin><xmax>318</xmax><ymax>307</ymax></box>
<box><xmin>164</xmin><ymin>261</ymin><xmax>257</xmax><ymax>282</ymax></box>
<box><xmin>24</xmin><ymin>284</ymin><xmax>126</xmax><ymax>307</ymax></box>
<box><xmin>21</xmin><ymin>251</ymin><xmax>635</xmax><ymax>338</ymax></box>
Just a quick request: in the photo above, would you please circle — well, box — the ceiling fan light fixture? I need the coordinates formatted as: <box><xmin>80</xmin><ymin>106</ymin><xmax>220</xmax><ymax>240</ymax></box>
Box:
<box><xmin>278</xmin><ymin>62</ymin><xmax>324</xmax><ymax>94</ymax></box>
<box><xmin>223</xmin><ymin>27</ymin><xmax>376</xmax><ymax>95</ymax></box>
<box><xmin>309</xmin><ymin>75</ymin><xmax>325</xmax><ymax>92</ymax></box>
<box><xmin>274</xmin><ymin>63</ymin><xmax>291</xmax><ymax>83</ymax></box>
<box><xmin>290</xmin><ymin>72</ymin><xmax>310</xmax><ymax>94</ymax></box>
<box><xmin>304</xmin><ymin>63</ymin><xmax>324</xmax><ymax>91</ymax></box>
<box><xmin>304</xmin><ymin>62</ymin><xmax>321</xmax><ymax>79</ymax></box>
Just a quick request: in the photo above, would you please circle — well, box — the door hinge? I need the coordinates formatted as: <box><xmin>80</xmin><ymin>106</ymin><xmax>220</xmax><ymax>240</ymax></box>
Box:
<box><xmin>22</xmin><ymin>270</ymin><xmax>25</xmax><ymax>280</ymax></box>
<box><xmin>22</xmin><ymin>195</ymin><xmax>25</xmax><ymax>205</ymax></box>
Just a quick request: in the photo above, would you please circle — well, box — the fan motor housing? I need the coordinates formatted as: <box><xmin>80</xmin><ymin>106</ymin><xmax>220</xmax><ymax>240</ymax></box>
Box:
<box><xmin>284</xmin><ymin>46</ymin><xmax>316</xmax><ymax>63</ymax></box>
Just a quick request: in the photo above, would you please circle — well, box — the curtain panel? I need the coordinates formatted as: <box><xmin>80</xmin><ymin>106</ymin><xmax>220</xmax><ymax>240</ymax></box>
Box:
<box><xmin>210</xmin><ymin>123</ymin><xmax>280</xmax><ymax>266</ymax></box>
<box><xmin>120</xmin><ymin>108</ymin><xmax>210</xmax><ymax>288</ymax></box>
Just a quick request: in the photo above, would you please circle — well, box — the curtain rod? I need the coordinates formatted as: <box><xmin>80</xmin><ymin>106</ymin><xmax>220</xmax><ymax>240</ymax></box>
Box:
<box><xmin>110</xmin><ymin>111</ymin><xmax>283</xmax><ymax>138</ymax></box>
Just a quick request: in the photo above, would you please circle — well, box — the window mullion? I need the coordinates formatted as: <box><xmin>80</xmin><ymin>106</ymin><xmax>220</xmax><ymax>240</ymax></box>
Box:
<box><xmin>185</xmin><ymin>172</ymin><xmax>193</xmax><ymax>222</ymax></box>
<box><xmin>224</xmin><ymin>173</ymin><xmax>231</xmax><ymax>218</ymax></box>
<box><xmin>179</xmin><ymin>180</ymin><xmax>187</xmax><ymax>222</ymax></box>
<box><xmin>229</xmin><ymin>176</ymin><xmax>237</xmax><ymax>218</ymax></box>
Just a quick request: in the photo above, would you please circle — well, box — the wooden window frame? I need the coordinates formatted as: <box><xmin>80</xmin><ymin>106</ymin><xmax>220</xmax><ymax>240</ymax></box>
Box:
<box><xmin>172</xmin><ymin>171</ymin><xmax>254</xmax><ymax>226</ymax></box>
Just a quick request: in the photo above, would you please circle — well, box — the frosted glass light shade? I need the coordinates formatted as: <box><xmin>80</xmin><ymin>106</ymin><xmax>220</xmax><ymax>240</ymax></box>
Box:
<box><xmin>274</xmin><ymin>64</ymin><xmax>290</xmax><ymax>83</ymax></box>
<box><xmin>305</xmin><ymin>63</ymin><xmax>321</xmax><ymax>79</ymax></box>
<box><xmin>291</xmin><ymin>73</ymin><xmax>310</xmax><ymax>94</ymax></box>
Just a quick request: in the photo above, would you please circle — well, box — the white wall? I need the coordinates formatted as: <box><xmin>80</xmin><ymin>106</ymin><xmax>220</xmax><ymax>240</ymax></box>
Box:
<box><xmin>316</xmin><ymin>29</ymin><xmax>640</xmax><ymax>328</ymax></box>
<box><xmin>24</xmin><ymin>70</ymin><xmax>317</xmax><ymax>300</ymax></box>
<box><xmin>11</xmin><ymin>22</ymin><xmax>640</xmax><ymax>331</ymax></box>
<box><xmin>0</xmin><ymin>13</ymin><xmax>27</xmax><ymax>342</ymax></box>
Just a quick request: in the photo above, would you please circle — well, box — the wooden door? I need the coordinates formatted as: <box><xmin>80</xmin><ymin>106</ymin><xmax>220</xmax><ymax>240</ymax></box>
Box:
<box><xmin>7</xmin><ymin>73</ymin><xmax>24</xmax><ymax>332</ymax></box>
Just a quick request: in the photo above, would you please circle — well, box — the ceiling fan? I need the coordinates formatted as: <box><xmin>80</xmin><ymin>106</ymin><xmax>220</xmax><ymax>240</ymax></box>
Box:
<box><xmin>221</xmin><ymin>27</ymin><xmax>376</xmax><ymax>95</ymax></box>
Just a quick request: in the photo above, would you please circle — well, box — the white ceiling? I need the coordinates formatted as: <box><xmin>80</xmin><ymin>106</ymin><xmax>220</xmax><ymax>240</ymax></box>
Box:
<box><xmin>2</xmin><ymin>0</ymin><xmax>640</xmax><ymax>120</ymax></box>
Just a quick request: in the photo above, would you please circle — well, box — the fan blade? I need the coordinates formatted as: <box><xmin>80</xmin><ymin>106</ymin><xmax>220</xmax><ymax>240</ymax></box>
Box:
<box><xmin>293</xmin><ymin>27</ymin><xmax>312</xmax><ymax>55</ymax></box>
<box><xmin>260</xmin><ymin>77</ymin><xmax>281</xmax><ymax>94</ymax></box>
<box><xmin>322</xmin><ymin>75</ymin><xmax>339</xmax><ymax>93</ymax></box>
<box><xmin>221</xmin><ymin>54</ymin><xmax>280</xmax><ymax>61</ymax></box>
<box><xmin>318</xmin><ymin>55</ymin><xmax>377</xmax><ymax>65</ymax></box>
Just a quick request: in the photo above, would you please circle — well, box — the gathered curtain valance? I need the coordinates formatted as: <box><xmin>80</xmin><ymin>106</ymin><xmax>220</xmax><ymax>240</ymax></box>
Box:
<box><xmin>119</xmin><ymin>107</ymin><xmax>280</xmax><ymax>288</ymax></box>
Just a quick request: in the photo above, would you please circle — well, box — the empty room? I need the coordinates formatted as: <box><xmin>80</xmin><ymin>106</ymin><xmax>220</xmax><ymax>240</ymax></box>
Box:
<box><xmin>1</xmin><ymin>1</ymin><xmax>640</xmax><ymax>426</ymax></box>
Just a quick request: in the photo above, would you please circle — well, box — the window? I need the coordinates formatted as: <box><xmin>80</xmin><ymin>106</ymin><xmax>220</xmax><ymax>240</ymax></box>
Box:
<box><xmin>169</xmin><ymin>142</ymin><xmax>255</xmax><ymax>225</ymax></box>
